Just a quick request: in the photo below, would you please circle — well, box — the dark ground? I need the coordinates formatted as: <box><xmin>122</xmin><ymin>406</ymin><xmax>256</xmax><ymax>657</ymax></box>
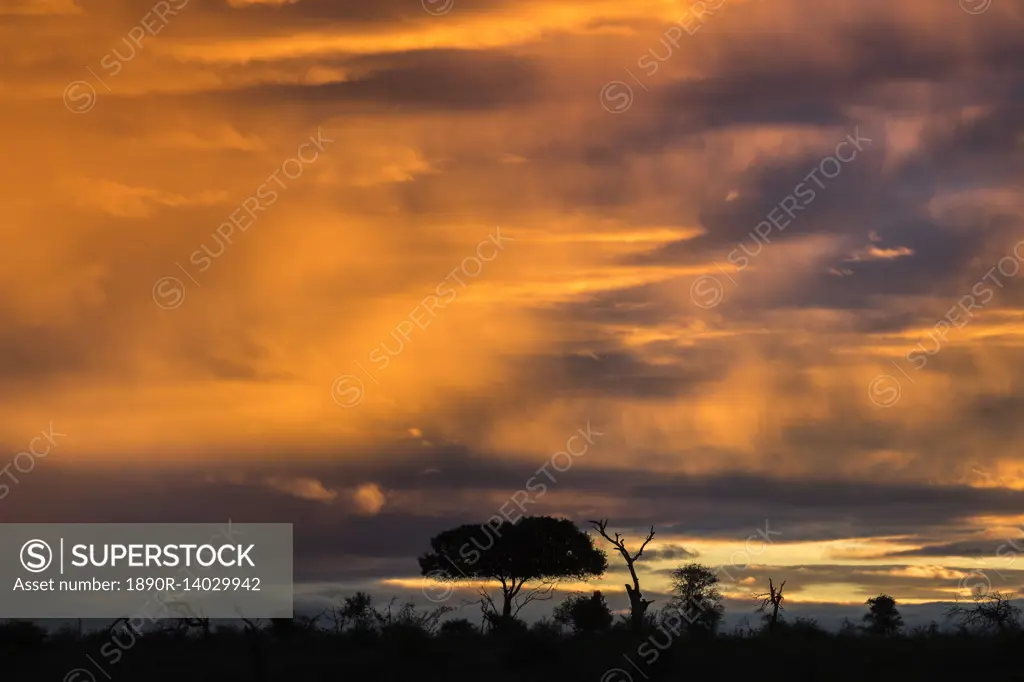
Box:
<box><xmin>4</xmin><ymin>622</ymin><xmax>1024</xmax><ymax>682</ymax></box>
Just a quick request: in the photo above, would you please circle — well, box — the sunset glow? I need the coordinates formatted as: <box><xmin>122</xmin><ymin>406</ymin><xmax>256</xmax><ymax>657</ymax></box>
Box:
<box><xmin>3</xmin><ymin>0</ymin><xmax>1024</xmax><ymax>628</ymax></box>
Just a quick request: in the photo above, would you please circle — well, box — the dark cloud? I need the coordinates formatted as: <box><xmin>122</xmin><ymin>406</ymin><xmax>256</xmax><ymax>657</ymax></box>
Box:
<box><xmin>185</xmin><ymin>50</ymin><xmax>547</xmax><ymax>112</ymax></box>
<box><xmin>883</xmin><ymin>537</ymin><xmax>1024</xmax><ymax>559</ymax></box>
<box><xmin>9</xmin><ymin>463</ymin><xmax>1024</xmax><ymax>552</ymax></box>
<box><xmin>509</xmin><ymin>350</ymin><xmax>731</xmax><ymax>400</ymax></box>
<box><xmin>640</xmin><ymin>544</ymin><xmax>698</xmax><ymax>562</ymax></box>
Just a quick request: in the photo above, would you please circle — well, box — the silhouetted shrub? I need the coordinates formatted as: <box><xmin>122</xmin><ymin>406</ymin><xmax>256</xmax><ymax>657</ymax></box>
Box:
<box><xmin>553</xmin><ymin>591</ymin><xmax>614</xmax><ymax>633</ymax></box>
<box><xmin>839</xmin><ymin>617</ymin><xmax>861</xmax><ymax>637</ymax></box>
<box><xmin>269</xmin><ymin>618</ymin><xmax>296</xmax><ymax>640</ymax></box>
<box><xmin>341</xmin><ymin>591</ymin><xmax>380</xmax><ymax>631</ymax></box>
<box><xmin>50</xmin><ymin>622</ymin><xmax>84</xmax><ymax>643</ymax></box>
<box><xmin>777</xmin><ymin>616</ymin><xmax>828</xmax><ymax>639</ymax></box>
<box><xmin>529</xmin><ymin>617</ymin><xmax>565</xmax><ymax>637</ymax></box>
<box><xmin>612</xmin><ymin>609</ymin><xmax>659</xmax><ymax>633</ymax></box>
<box><xmin>438</xmin><ymin>618</ymin><xmax>479</xmax><ymax>636</ymax></box>
<box><xmin>485</xmin><ymin>614</ymin><xmax>528</xmax><ymax>636</ymax></box>
<box><xmin>910</xmin><ymin>622</ymin><xmax>941</xmax><ymax>638</ymax></box>
<box><xmin>0</xmin><ymin>620</ymin><xmax>48</xmax><ymax>652</ymax></box>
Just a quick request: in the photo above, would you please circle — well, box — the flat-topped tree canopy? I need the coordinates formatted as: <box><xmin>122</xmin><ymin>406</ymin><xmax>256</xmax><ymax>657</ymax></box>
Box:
<box><xmin>418</xmin><ymin>516</ymin><xmax>607</xmax><ymax>619</ymax></box>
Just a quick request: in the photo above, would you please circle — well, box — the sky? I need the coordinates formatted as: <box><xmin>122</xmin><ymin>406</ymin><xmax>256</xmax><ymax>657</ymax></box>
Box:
<box><xmin>3</xmin><ymin>0</ymin><xmax>1024</xmax><ymax>628</ymax></box>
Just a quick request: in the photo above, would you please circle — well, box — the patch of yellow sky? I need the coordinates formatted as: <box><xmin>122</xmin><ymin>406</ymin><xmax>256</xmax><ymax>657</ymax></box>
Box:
<box><xmin>388</xmin><ymin>533</ymin><xmax>1019</xmax><ymax>604</ymax></box>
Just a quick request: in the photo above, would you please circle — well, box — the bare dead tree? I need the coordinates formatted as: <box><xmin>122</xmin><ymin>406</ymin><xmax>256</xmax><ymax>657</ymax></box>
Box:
<box><xmin>946</xmin><ymin>591</ymin><xmax>1021</xmax><ymax>635</ymax></box>
<box><xmin>756</xmin><ymin>578</ymin><xmax>786</xmax><ymax>634</ymax></box>
<box><xmin>589</xmin><ymin>519</ymin><xmax>656</xmax><ymax>633</ymax></box>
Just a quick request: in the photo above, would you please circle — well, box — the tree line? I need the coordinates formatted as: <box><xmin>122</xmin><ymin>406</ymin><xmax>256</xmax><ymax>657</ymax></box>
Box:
<box><xmin>2</xmin><ymin>514</ymin><xmax>1021</xmax><ymax>682</ymax></box>
<box><xmin>419</xmin><ymin>515</ymin><xmax>1020</xmax><ymax>636</ymax></box>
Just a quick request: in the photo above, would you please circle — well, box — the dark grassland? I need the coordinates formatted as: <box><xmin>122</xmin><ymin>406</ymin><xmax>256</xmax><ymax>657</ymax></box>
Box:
<box><xmin>4</xmin><ymin>620</ymin><xmax>1024</xmax><ymax>682</ymax></box>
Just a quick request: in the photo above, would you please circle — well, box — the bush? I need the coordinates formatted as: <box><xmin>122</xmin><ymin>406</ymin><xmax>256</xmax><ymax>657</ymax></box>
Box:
<box><xmin>485</xmin><ymin>614</ymin><xmax>528</xmax><ymax>636</ymax></box>
<box><xmin>529</xmin><ymin>617</ymin><xmax>564</xmax><ymax>638</ymax></box>
<box><xmin>439</xmin><ymin>618</ymin><xmax>479</xmax><ymax>636</ymax></box>
<box><xmin>0</xmin><ymin>620</ymin><xmax>48</xmax><ymax>654</ymax></box>
<box><xmin>553</xmin><ymin>591</ymin><xmax>614</xmax><ymax>633</ymax></box>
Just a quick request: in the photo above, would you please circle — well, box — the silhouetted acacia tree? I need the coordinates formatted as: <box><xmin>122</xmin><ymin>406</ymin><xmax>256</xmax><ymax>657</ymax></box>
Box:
<box><xmin>863</xmin><ymin>594</ymin><xmax>903</xmax><ymax>636</ymax></box>
<box><xmin>419</xmin><ymin>516</ymin><xmax>607</xmax><ymax>619</ymax></box>
<box><xmin>666</xmin><ymin>563</ymin><xmax>724</xmax><ymax>636</ymax></box>
<box><xmin>553</xmin><ymin>590</ymin><xmax>614</xmax><ymax>633</ymax></box>
<box><xmin>589</xmin><ymin>519</ymin><xmax>656</xmax><ymax>632</ymax></box>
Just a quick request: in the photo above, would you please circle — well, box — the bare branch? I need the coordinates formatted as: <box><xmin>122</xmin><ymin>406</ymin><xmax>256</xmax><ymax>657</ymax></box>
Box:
<box><xmin>946</xmin><ymin>591</ymin><xmax>1020</xmax><ymax>634</ymax></box>
<box><xmin>589</xmin><ymin>519</ymin><xmax>628</xmax><ymax>553</ymax></box>
<box><xmin>476</xmin><ymin>588</ymin><xmax>498</xmax><ymax>615</ymax></box>
<box><xmin>512</xmin><ymin>582</ymin><xmax>557</xmax><ymax>618</ymax></box>
<box><xmin>590</xmin><ymin>519</ymin><xmax>639</xmax><ymax>563</ymax></box>
<box><xmin>631</xmin><ymin>526</ymin><xmax>656</xmax><ymax>562</ymax></box>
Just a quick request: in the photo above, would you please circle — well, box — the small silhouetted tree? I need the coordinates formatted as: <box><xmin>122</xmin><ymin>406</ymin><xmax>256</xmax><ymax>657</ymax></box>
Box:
<box><xmin>589</xmin><ymin>519</ymin><xmax>656</xmax><ymax>632</ymax></box>
<box><xmin>340</xmin><ymin>591</ymin><xmax>380</xmax><ymax>631</ymax></box>
<box><xmin>666</xmin><ymin>563</ymin><xmax>724</xmax><ymax>636</ymax></box>
<box><xmin>553</xmin><ymin>591</ymin><xmax>614</xmax><ymax>633</ymax></box>
<box><xmin>791</xmin><ymin>617</ymin><xmax>826</xmax><ymax>637</ymax></box>
<box><xmin>756</xmin><ymin>577</ymin><xmax>786</xmax><ymax>634</ymax></box>
<box><xmin>529</xmin><ymin>618</ymin><xmax>564</xmax><ymax>638</ymax></box>
<box><xmin>946</xmin><ymin>591</ymin><xmax>1021</xmax><ymax>635</ymax></box>
<box><xmin>863</xmin><ymin>594</ymin><xmax>903</xmax><ymax>636</ymax></box>
<box><xmin>419</xmin><ymin>516</ymin><xmax>607</xmax><ymax>620</ymax></box>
